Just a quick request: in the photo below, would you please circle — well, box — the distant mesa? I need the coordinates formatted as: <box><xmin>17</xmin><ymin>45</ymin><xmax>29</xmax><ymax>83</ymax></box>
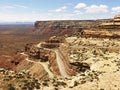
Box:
<box><xmin>114</xmin><ymin>15</ymin><xmax>120</xmax><ymax>24</ymax></box>
<box><xmin>101</xmin><ymin>14</ymin><xmax>120</xmax><ymax>27</ymax></box>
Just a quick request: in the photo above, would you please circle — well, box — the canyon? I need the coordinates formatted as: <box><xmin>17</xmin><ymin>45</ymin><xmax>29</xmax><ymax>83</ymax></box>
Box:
<box><xmin>0</xmin><ymin>15</ymin><xmax>120</xmax><ymax>90</ymax></box>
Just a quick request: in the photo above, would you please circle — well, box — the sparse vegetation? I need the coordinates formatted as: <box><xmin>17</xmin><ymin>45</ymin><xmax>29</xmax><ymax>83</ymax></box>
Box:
<box><xmin>0</xmin><ymin>17</ymin><xmax>120</xmax><ymax>89</ymax></box>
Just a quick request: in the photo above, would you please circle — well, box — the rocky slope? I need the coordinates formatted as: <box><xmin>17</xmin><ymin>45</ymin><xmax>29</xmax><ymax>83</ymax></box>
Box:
<box><xmin>0</xmin><ymin>52</ymin><xmax>48</xmax><ymax>80</ymax></box>
<box><xmin>0</xmin><ymin>34</ymin><xmax>120</xmax><ymax>90</ymax></box>
<box><xmin>34</xmin><ymin>35</ymin><xmax>120</xmax><ymax>90</ymax></box>
<box><xmin>34</xmin><ymin>20</ymin><xmax>102</xmax><ymax>36</ymax></box>
<box><xmin>0</xmin><ymin>54</ymin><xmax>25</xmax><ymax>70</ymax></box>
<box><xmin>0</xmin><ymin>16</ymin><xmax>120</xmax><ymax>89</ymax></box>
<box><xmin>0</xmin><ymin>68</ymin><xmax>41</xmax><ymax>90</ymax></box>
<box><xmin>34</xmin><ymin>19</ymin><xmax>120</xmax><ymax>39</ymax></box>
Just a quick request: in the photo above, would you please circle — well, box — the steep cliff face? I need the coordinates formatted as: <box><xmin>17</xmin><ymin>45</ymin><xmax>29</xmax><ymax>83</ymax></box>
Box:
<box><xmin>34</xmin><ymin>20</ymin><xmax>99</xmax><ymax>36</ymax></box>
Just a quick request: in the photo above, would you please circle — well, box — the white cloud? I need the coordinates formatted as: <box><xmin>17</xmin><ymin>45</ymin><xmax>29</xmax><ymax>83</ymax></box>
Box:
<box><xmin>85</xmin><ymin>5</ymin><xmax>108</xmax><ymax>13</ymax></box>
<box><xmin>3</xmin><ymin>6</ymin><xmax>15</xmax><ymax>9</ymax></box>
<box><xmin>0</xmin><ymin>13</ymin><xmax>82</xmax><ymax>22</ymax></box>
<box><xmin>0</xmin><ymin>6</ymin><xmax>15</xmax><ymax>9</ymax></box>
<box><xmin>0</xmin><ymin>12</ymin><xmax>113</xmax><ymax>22</ymax></box>
<box><xmin>0</xmin><ymin>3</ymin><xmax>113</xmax><ymax>22</ymax></box>
<box><xmin>73</xmin><ymin>10</ymin><xmax>83</xmax><ymax>15</ymax></box>
<box><xmin>74</xmin><ymin>3</ymin><xmax>86</xmax><ymax>9</ymax></box>
<box><xmin>0</xmin><ymin>5</ymin><xmax>28</xmax><ymax>10</ymax></box>
<box><xmin>112</xmin><ymin>7</ymin><xmax>120</xmax><ymax>14</ymax></box>
<box><xmin>0</xmin><ymin>13</ymin><xmax>47</xmax><ymax>22</ymax></box>
<box><xmin>49</xmin><ymin>6</ymin><xmax>67</xmax><ymax>12</ymax></box>
<box><xmin>14</xmin><ymin>5</ymin><xmax>28</xmax><ymax>9</ymax></box>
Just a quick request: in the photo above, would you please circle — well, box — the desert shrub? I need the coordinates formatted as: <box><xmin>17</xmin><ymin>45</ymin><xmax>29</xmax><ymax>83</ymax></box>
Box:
<box><xmin>35</xmin><ymin>85</ymin><xmax>40</xmax><ymax>89</ymax></box>
<box><xmin>57</xmin><ymin>81</ymin><xmax>67</xmax><ymax>86</ymax></box>
<box><xmin>8</xmin><ymin>84</ymin><xmax>15</xmax><ymax>90</ymax></box>
<box><xmin>42</xmin><ymin>82</ymin><xmax>48</xmax><ymax>86</ymax></box>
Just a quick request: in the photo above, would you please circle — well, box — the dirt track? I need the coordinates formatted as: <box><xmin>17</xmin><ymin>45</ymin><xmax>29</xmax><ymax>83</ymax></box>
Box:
<box><xmin>54</xmin><ymin>49</ymin><xmax>68</xmax><ymax>77</ymax></box>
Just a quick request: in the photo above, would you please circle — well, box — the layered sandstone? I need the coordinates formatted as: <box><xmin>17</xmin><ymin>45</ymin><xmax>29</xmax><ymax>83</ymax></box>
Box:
<box><xmin>34</xmin><ymin>20</ymin><xmax>102</xmax><ymax>36</ymax></box>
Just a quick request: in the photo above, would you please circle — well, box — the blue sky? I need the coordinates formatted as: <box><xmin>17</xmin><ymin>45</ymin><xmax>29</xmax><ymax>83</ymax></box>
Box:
<box><xmin>0</xmin><ymin>0</ymin><xmax>120</xmax><ymax>21</ymax></box>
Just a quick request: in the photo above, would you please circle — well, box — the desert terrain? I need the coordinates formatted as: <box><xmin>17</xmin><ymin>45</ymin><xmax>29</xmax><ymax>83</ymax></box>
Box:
<box><xmin>0</xmin><ymin>15</ymin><xmax>120</xmax><ymax>90</ymax></box>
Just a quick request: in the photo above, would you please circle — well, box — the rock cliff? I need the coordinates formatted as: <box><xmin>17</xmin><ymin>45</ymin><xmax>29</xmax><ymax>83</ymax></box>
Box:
<box><xmin>34</xmin><ymin>20</ymin><xmax>101</xmax><ymax>36</ymax></box>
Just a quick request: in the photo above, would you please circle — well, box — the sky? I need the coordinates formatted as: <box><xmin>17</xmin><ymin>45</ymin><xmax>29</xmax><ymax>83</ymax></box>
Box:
<box><xmin>0</xmin><ymin>0</ymin><xmax>120</xmax><ymax>22</ymax></box>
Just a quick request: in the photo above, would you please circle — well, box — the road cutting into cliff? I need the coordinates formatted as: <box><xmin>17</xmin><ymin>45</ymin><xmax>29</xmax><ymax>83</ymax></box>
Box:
<box><xmin>35</xmin><ymin>42</ymin><xmax>69</xmax><ymax>77</ymax></box>
<box><xmin>40</xmin><ymin>47</ymin><xmax>69</xmax><ymax>77</ymax></box>
<box><xmin>53</xmin><ymin>49</ymin><xmax>68</xmax><ymax>77</ymax></box>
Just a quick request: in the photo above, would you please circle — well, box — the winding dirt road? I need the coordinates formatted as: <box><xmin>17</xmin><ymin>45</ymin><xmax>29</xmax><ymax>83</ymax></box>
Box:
<box><xmin>41</xmin><ymin>47</ymin><xmax>69</xmax><ymax>77</ymax></box>
<box><xmin>28</xmin><ymin>42</ymin><xmax>69</xmax><ymax>77</ymax></box>
<box><xmin>53</xmin><ymin>49</ymin><xmax>68</xmax><ymax>77</ymax></box>
<box><xmin>21</xmin><ymin>52</ymin><xmax>54</xmax><ymax>78</ymax></box>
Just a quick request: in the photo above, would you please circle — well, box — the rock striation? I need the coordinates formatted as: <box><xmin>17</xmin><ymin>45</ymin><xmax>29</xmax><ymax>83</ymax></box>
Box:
<box><xmin>34</xmin><ymin>20</ymin><xmax>100</xmax><ymax>36</ymax></box>
<box><xmin>100</xmin><ymin>15</ymin><xmax>120</xmax><ymax>29</ymax></box>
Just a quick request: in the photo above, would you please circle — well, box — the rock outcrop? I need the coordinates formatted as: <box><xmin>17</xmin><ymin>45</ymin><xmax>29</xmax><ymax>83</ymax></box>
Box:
<box><xmin>100</xmin><ymin>15</ymin><xmax>120</xmax><ymax>29</ymax></box>
<box><xmin>24</xmin><ymin>42</ymin><xmax>61</xmax><ymax>76</ymax></box>
<box><xmin>0</xmin><ymin>54</ymin><xmax>26</xmax><ymax>70</ymax></box>
<box><xmin>1</xmin><ymin>15</ymin><xmax>120</xmax><ymax>90</ymax></box>
<box><xmin>34</xmin><ymin>20</ymin><xmax>101</xmax><ymax>36</ymax></box>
